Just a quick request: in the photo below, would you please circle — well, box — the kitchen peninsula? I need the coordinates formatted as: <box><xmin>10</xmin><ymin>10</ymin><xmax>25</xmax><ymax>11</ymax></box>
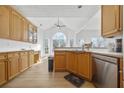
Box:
<box><xmin>54</xmin><ymin>47</ymin><xmax>123</xmax><ymax>87</ymax></box>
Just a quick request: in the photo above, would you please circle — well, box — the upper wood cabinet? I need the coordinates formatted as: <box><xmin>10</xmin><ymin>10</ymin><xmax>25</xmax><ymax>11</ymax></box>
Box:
<box><xmin>28</xmin><ymin>24</ymin><xmax>38</xmax><ymax>44</ymax></box>
<box><xmin>77</xmin><ymin>52</ymin><xmax>92</xmax><ymax>80</ymax></box>
<box><xmin>0</xmin><ymin>6</ymin><xmax>10</xmax><ymax>39</ymax></box>
<box><xmin>0</xmin><ymin>54</ymin><xmax>7</xmax><ymax>86</ymax></box>
<box><xmin>21</xmin><ymin>19</ymin><xmax>29</xmax><ymax>42</ymax></box>
<box><xmin>54</xmin><ymin>51</ymin><xmax>66</xmax><ymax>71</ymax></box>
<box><xmin>33</xmin><ymin>27</ymin><xmax>38</xmax><ymax>44</ymax></box>
<box><xmin>0</xmin><ymin>5</ymin><xmax>37</xmax><ymax>43</ymax></box>
<box><xmin>101</xmin><ymin>5</ymin><xmax>123</xmax><ymax>37</ymax></box>
<box><xmin>10</xmin><ymin>11</ymin><xmax>22</xmax><ymax>40</ymax></box>
<box><xmin>8</xmin><ymin>52</ymin><xmax>20</xmax><ymax>80</ymax></box>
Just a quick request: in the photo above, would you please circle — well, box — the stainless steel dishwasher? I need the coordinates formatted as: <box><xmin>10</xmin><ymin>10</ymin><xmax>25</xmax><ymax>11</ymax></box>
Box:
<box><xmin>92</xmin><ymin>54</ymin><xmax>119</xmax><ymax>88</ymax></box>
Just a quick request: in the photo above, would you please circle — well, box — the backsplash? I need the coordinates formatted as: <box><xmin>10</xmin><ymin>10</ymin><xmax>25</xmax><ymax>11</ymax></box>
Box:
<box><xmin>0</xmin><ymin>39</ymin><xmax>41</xmax><ymax>52</ymax></box>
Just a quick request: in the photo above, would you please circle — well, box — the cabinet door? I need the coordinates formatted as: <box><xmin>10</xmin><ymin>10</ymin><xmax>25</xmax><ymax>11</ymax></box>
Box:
<box><xmin>0</xmin><ymin>55</ymin><xmax>7</xmax><ymax>85</ymax></box>
<box><xmin>0</xmin><ymin>6</ymin><xmax>10</xmax><ymax>39</ymax></box>
<box><xmin>29</xmin><ymin>51</ymin><xmax>34</xmax><ymax>67</ymax></box>
<box><xmin>33</xmin><ymin>27</ymin><xmax>37</xmax><ymax>44</ymax></box>
<box><xmin>54</xmin><ymin>51</ymin><xmax>66</xmax><ymax>71</ymax></box>
<box><xmin>10</xmin><ymin>11</ymin><xmax>22</xmax><ymax>40</ymax></box>
<box><xmin>102</xmin><ymin>5</ymin><xmax>122</xmax><ymax>37</ymax></box>
<box><xmin>66</xmin><ymin>52</ymin><xmax>77</xmax><ymax>74</ymax></box>
<box><xmin>77</xmin><ymin>53</ymin><xmax>91</xmax><ymax>80</ymax></box>
<box><xmin>20</xmin><ymin>52</ymin><xmax>28</xmax><ymax>72</ymax></box>
<box><xmin>8</xmin><ymin>53</ymin><xmax>19</xmax><ymax>80</ymax></box>
<box><xmin>21</xmin><ymin>19</ymin><xmax>28</xmax><ymax>42</ymax></box>
<box><xmin>28</xmin><ymin>24</ymin><xmax>34</xmax><ymax>43</ymax></box>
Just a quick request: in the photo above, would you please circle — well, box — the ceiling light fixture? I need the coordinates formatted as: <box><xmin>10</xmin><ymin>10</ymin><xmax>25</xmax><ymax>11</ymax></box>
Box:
<box><xmin>54</xmin><ymin>17</ymin><xmax>66</xmax><ymax>31</ymax></box>
<box><xmin>78</xmin><ymin>5</ymin><xmax>82</xmax><ymax>9</ymax></box>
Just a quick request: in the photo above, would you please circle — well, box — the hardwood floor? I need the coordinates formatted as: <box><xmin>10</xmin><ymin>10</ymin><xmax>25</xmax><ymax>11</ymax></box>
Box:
<box><xmin>2</xmin><ymin>58</ymin><xmax>95</xmax><ymax>88</ymax></box>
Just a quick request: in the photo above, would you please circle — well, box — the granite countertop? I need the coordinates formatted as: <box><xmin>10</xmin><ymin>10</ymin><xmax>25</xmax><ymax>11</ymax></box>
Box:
<box><xmin>54</xmin><ymin>48</ymin><xmax>123</xmax><ymax>58</ymax></box>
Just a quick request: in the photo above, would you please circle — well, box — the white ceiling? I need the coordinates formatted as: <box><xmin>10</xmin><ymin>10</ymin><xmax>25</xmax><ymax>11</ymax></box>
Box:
<box><xmin>13</xmin><ymin>5</ymin><xmax>100</xmax><ymax>17</ymax></box>
<box><xmin>13</xmin><ymin>5</ymin><xmax>100</xmax><ymax>32</ymax></box>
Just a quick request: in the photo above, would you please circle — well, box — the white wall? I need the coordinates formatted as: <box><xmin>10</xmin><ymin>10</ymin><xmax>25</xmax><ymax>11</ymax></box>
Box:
<box><xmin>76</xmin><ymin>29</ymin><xmax>101</xmax><ymax>44</ymax></box>
<box><xmin>76</xmin><ymin>8</ymin><xmax>101</xmax><ymax>44</ymax></box>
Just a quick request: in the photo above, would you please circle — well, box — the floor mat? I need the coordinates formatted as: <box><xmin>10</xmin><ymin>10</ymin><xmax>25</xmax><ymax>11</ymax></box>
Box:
<box><xmin>64</xmin><ymin>73</ymin><xmax>85</xmax><ymax>87</ymax></box>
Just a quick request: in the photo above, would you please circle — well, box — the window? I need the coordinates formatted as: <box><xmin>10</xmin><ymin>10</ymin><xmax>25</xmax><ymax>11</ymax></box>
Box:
<box><xmin>52</xmin><ymin>32</ymin><xmax>66</xmax><ymax>48</ymax></box>
<box><xmin>79</xmin><ymin>39</ymin><xmax>85</xmax><ymax>47</ymax></box>
<box><xmin>91</xmin><ymin>37</ymin><xmax>107</xmax><ymax>48</ymax></box>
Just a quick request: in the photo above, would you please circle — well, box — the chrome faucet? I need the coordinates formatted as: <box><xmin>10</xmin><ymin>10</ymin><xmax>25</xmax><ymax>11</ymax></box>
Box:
<box><xmin>82</xmin><ymin>44</ymin><xmax>84</xmax><ymax>51</ymax></box>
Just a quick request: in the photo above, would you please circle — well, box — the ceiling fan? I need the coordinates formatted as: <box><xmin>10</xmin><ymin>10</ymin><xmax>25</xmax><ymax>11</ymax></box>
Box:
<box><xmin>54</xmin><ymin>17</ymin><xmax>66</xmax><ymax>29</ymax></box>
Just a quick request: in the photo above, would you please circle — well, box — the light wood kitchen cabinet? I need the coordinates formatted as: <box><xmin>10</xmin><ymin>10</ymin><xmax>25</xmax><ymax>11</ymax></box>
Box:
<box><xmin>28</xmin><ymin>51</ymin><xmax>34</xmax><ymax>67</ymax></box>
<box><xmin>10</xmin><ymin>10</ymin><xmax>22</xmax><ymax>40</ymax></box>
<box><xmin>21</xmin><ymin>19</ymin><xmax>29</xmax><ymax>42</ymax></box>
<box><xmin>20</xmin><ymin>52</ymin><xmax>29</xmax><ymax>72</ymax></box>
<box><xmin>119</xmin><ymin>58</ymin><xmax>123</xmax><ymax>88</ymax></box>
<box><xmin>66</xmin><ymin>52</ymin><xmax>77</xmax><ymax>74</ymax></box>
<box><xmin>28</xmin><ymin>24</ymin><xmax>34</xmax><ymax>43</ymax></box>
<box><xmin>0</xmin><ymin>54</ymin><xmax>7</xmax><ymax>86</ymax></box>
<box><xmin>0</xmin><ymin>5</ymin><xmax>37</xmax><ymax>43</ymax></box>
<box><xmin>33</xmin><ymin>27</ymin><xmax>38</xmax><ymax>44</ymax></box>
<box><xmin>8</xmin><ymin>52</ymin><xmax>20</xmax><ymax>80</ymax></box>
<box><xmin>54</xmin><ymin>51</ymin><xmax>66</xmax><ymax>71</ymax></box>
<box><xmin>101</xmin><ymin>5</ymin><xmax>123</xmax><ymax>37</ymax></box>
<box><xmin>54</xmin><ymin>51</ymin><xmax>92</xmax><ymax>81</ymax></box>
<box><xmin>77</xmin><ymin>52</ymin><xmax>92</xmax><ymax>80</ymax></box>
<box><xmin>0</xmin><ymin>6</ymin><xmax>10</xmax><ymax>39</ymax></box>
<box><xmin>34</xmin><ymin>51</ymin><xmax>40</xmax><ymax>63</ymax></box>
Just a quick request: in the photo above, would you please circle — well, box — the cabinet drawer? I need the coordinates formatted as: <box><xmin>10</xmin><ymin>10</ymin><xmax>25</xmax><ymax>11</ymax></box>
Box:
<box><xmin>29</xmin><ymin>51</ymin><xmax>34</xmax><ymax>54</ymax></box>
<box><xmin>20</xmin><ymin>52</ymin><xmax>28</xmax><ymax>55</ymax></box>
<box><xmin>0</xmin><ymin>56</ymin><xmax>6</xmax><ymax>60</ymax></box>
<box><xmin>0</xmin><ymin>54</ymin><xmax>7</xmax><ymax>60</ymax></box>
<box><xmin>8</xmin><ymin>53</ymin><xmax>19</xmax><ymax>58</ymax></box>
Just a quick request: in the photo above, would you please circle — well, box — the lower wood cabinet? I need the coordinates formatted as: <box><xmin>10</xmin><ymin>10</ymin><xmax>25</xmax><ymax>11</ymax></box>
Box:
<box><xmin>66</xmin><ymin>51</ymin><xmax>77</xmax><ymax>74</ymax></box>
<box><xmin>0</xmin><ymin>54</ymin><xmax>7</xmax><ymax>86</ymax></box>
<box><xmin>34</xmin><ymin>51</ymin><xmax>40</xmax><ymax>63</ymax></box>
<box><xmin>54</xmin><ymin>51</ymin><xmax>92</xmax><ymax>81</ymax></box>
<box><xmin>20</xmin><ymin>52</ymin><xmax>29</xmax><ymax>72</ymax></box>
<box><xmin>8</xmin><ymin>52</ymin><xmax>20</xmax><ymax>80</ymax></box>
<box><xmin>28</xmin><ymin>51</ymin><xmax>34</xmax><ymax>67</ymax></box>
<box><xmin>119</xmin><ymin>58</ymin><xmax>123</xmax><ymax>88</ymax></box>
<box><xmin>77</xmin><ymin>52</ymin><xmax>92</xmax><ymax>80</ymax></box>
<box><xmin>54</xmin><ymin>51</ymin><xmax>66</xmax><ymax>71</ymax></box>
<box><xmin>0</xmin><ymin>51</ymin><xmax>35</xmax><ymax>86</ymax></box>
